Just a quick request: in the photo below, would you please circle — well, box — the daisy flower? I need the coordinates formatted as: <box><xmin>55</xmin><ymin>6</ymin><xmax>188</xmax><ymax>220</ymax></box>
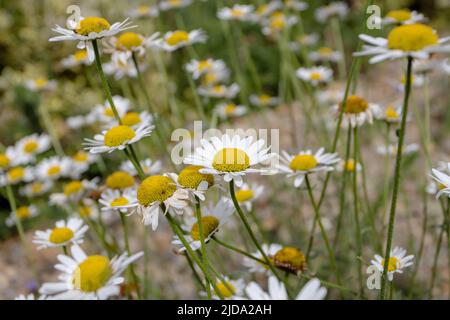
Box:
<box><xmin>371</xmin><ymin>246</ymin><xmax>414</xmax><ymax>281</ymax></box>
<box><xmin>382</xmin><ymin>9</ymin><xmax>426</xmax><ymax>26</ymax></box>
<box><xmin>50</xmin><ymin>179</ymin><xmax>99</xmax><ymax>205</ymax></box>
<box><xmin>0</xmin><ymin>146</ymin><xmax>18</xmax><ymax>171</ymax></box>
<box><xmin>33</xmin><ymin>217</ymin><xmax>88</xmax><ymax>250</ymax></box>
<box><xmin>207</xmin><ymin>276</ymin><xmax>245</xmax><ymax>300</ymax></box>
<box><xmin>49</xmin><ymin>15</ymin><xmax>135</xmax><ymax>62</ymax></box>
<box><xmin>39</xmin><ymin>244</ymin><xmax>143</xmax><ymax>300</ymax></box>
<box><xmin>128</xmin><ymin>4</ymin><xmax>159</xmax><ymax>18</ymax></box>
<box><xmin>24</xmin><ymin>77</ymin><xmax>57</xmax><ymax>92</ymax></box>
<box><xmin>61</xmin><ymin>50</ymin><xmax>92</xmax><ymax>69</ymax></box>
<box><xmin>393</xmin><ymin>74</ymin><xmax>424</xmax><ymax>92</ymax></box>
<box><xmin>155</xmin><ymin>29</ymin><xmax>207</xmax><ymax>52</ymax></box>
<box><xmin>105</xmin><ymin>32</ymin><xmax>160</xmax><ymax>63</ymax></box>
<box><xmin>198</xmin><ymin>83</ymin><xmax>240</xmax><ymax>99</ymax></box>
<box><xmin>186</xmin><ymin>58</ymin><xmax>227</xmax><ymax>80</ymax></box>
<box><xmin>315</xmin><ymin>2</ymin><xmax>349</xmax><ymax>23</ymax></box>
<box><xmin>35</xmin><ymin>156</ymin><xmax>72</xmax><ymax>181</ymax></box>
<box><xmin>0</xmin><ymin>166</ymin><xmax>34</xmax><ymax>186</ymax></box>
<box><xmin>376</xmin><ymin>143</ymin><xmax>419</xmax><ymax>157</ymax></box>
<box><xmin>333</xmin><ymin>95</ymin><xmax>380</xmax><ymax>128</ymax></box>
<box><xmin>70</xmin><ymin>151</ymin><xmax>98</xmax><ymax>178</ymax></box>
<box><xmin>217</xmin><ymin>5</ymin><xmax>256</xmax><ymax>22</ymax></box>
<box><xmin>83</xmin><ymin>121</ymin><xmax>153</xmax><ymax>154</ymax></box>
<box><xmin>118</xmin><ymin>174</ymin><xmax>189</xmax><ymax>230</ymax></box>
<box><xmin>262</xmin><ymin>11</ymin><xmax>298</xmax><ymax>37</ymax></box>
<box><xmin>249</xmin><ymin>93</ymin><xmax>280</xmax><ymax>107</ymax></box>
<box><xmin>234</xmin><ymin>182</ymin><xmax>264</xmax><ymax>211</ymax></box>
<box><xmin>309</xmin><ymin>47</ymin><xmax>342</xmax><ymax>63</ymax></box>
<box><xmin>15</xmin><ymin>133</ymin><xmax>51</xmax><ymax>163</ymax></box>
<box><xmin>103</xmin><ymin>53</ymin><xmax>145</xmax><ymax>80</ymax></box>
<box><xmin>105</xmin><ymin>171</ymin><xmax>136</xmax><ymax>190</ymax></box>
<box><xmin>375</xmin><ymin>105</ymin><xmax>403</xmax><ymax>124</ymax></box>
<box><xmin>159</xmin><ymin>0</ymin><xmax>192</xmax><ymax>11</ymax></box>
<box><xmin>245</xmin><ymin>276</ymin><xmax>326</xmax><ymax>300</ymax></box>
<box><xmin>277</xmin><ymin>148</ymin><xmax>340</xmax><ymax>187</ymax></box>
<box><xmin>110</xmin><ymin>111</ymin><xmax>154</xmax><ymax>130</ymax></box>
<box><xmin>184</xmin><ymin>133</ymin><xmax>276</xmax><ymax>187</ymax></box>
<box><xmin>168</xmin><ymin>165</ymin><xmax>215</xmax><ymax>201</ymax></box>
<box><xmin>99</xmin><ymin>188</ymin><xmax>137</xmax><ymax>213</ymax></box>
<box><xmin>296</xmin><ymin>66</ymin><xmax>333</xmax><ymax>86</ymax></box>
<box><xmin>91</xmin><ymin>96</ymin><xmax>130</xmax><ymax>124</ymax></box>
<box><xmin>243</xmin><ymin>243</ymin><xmax>282</xmax><ymax>274</ymax></box>
<box><xmin>201</xmin><ymin>68</ymin><xmax>231</xmax><ymax>86</ymax></box>
<box><xmin>336</xmin><ymin>158</ymin><xmax>362</xmax><ymax>173</ymax></box>
<box><xmin>430</xmin><ymin>163</ymin><xmax>450</xmax><ymax>198</ymax></box>
<box><xmin>215</xmin><ymin>102</ymin><xmax>248</xmax><ymax>119</ymax></box>
<box><xmin>172</xmin><ymin>198</ymin><xmax>235</xmax><ymax>252</ymax></box>
<box><xmin>19</xmin><ymin>180</ymin><xmax>53</xmax><ymax>198</ymax></box>
<box><xmin>120</xmin><ymin>158</ymin><xmax>162</xmax><ymax>177</ymax></box>
<box><xmin>6</xmin><ymin>205</ymin><xmax>39</xmax><ymax>227</ymax></box>
<box><xmin>354</xmin><ymin>23</ymin><xmax>450</xmax><ymax>64</ymax></box>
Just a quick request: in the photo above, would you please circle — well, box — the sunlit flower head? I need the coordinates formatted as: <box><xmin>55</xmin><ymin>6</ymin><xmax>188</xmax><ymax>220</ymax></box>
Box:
<box><xmin>198</xmin><ymin>83</ymin><xmax>240</xmax><ymax>99</ymax></box>
<box><xmin>33</xmin><ymin>217</ymin><xmax>88</xmax><ymax>249</ymax></box>
<box><xmin>354</xmin><ymin>24</ymin><xmax>450</xmax><ymax>64</ymax></box>
<box><xmin>217</xmin><ymin>5</ymin><xmax>256</xmax><ymax>22</ymax></box>
<box><xmin>296</xmin><ymin>66</ymin><xmax>333</xmax><ymax>86</ymax></box>
<box><xmin>383</xmin><ymin>9</ymin><xmax>426</xmax><ymax>26</ymax></box>
<box><xmin>24</xmin><ymin>77</ymin><xmax>57</xmax><ymax>92</ymax></box>
<box><xmin>315</xmin><ymin>2</ymin><xmax>349</xmax><ymax>23</ymax></box>
<box><xmin>105</xmin><ymin>32</ymin><xmax>160</xmax><ymax>64</ymax></box>
<box><xmin>333</xmin><ymin>95</ymin><xmax>380</xmax><ymax>128</ymax></box>
<box><xmin>243</xmin><ymin>243</ymin><xmax>282</xmax><ymax>274</ymax></box>
<box><xmin>371</xmin><ymin>246</ymin><xmax>414</xmax><ymax>281</ymax></box>
<box><xmin>105</xmin><ymin>171</ymin><xmax>136</xmax><ymax>190</ymax></box>
<box><xmin>6</xmin><ymin>205</ymin><xmax>39</xmax><ymax>227</ymax></box>
<box><xmin>249</xmin><ymin>93</ymin><xmax>280</xmax><ymax>107</ymax></box>
<box><xmin>172</xmin><ymin>198</ymin><xmax>235</xmax><ymax>252</ymax></box>
<box><xmin>215</xmin><ymin>102</ymin><xmax>248</xmax><ymax>120</ymax></box>
<box><xmin>128</xmin><ymin>4</ymin><xmax>159</xmax><ymax>18</ymax></box>
<box><xmin>99</xmin><ymin>188</ymin><xmax>138</xmax><ymax>213</ymax></box>
<box><xmin>309</xmin><ymin>47</ymin><xmax>342</xmax><ymax>63</ymax></box>
<box><xmin>39</xmin><ymin>244</ymin><xmax>143</xmax><ymax>299</ymax></box>
<box><xmin>120</xmin><ymin>158</ymin><xmax>162</xmax><ymax>177</ymax></box>
<box><xmin>155</xmin><ymin>29</ymin><xmax>207</xmax><ymax>52</ymax></box>
<box><xmin>159</xmin><ymin>0</ymin><xmax>192</xmax><ymax>11</ymax></box>
<box><xmin>35</xmin><ymin>156</ymin><xmax>72</xmax><ymax>181</ymax></box>
<box><xmin>186</xmin><ymin>58</ymin><xmax>227</xmax><ymax>80</ymax></box>
<box><xmin>184</xmin><ymin>133</ymin><xmax>276</xmax><ymax>187</ymax></box>
<box><xmin>15</xmin><ymin>133</ymin><xmax>51</xmax><ymax>163</ymax></box>
<box><xmin>278</xmin><ymin>148</ymin><xmax>340</xmax><ymax>187</ymax></box>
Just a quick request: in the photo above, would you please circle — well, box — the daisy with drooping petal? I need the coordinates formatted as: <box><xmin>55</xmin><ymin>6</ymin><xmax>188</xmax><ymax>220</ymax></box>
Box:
<box><xmin>35</xmin><ymin>156</ymin><xmax>72</xmax><ymax>181</ymax></box>
<box><xmin>217</xmin><ymin>5</ymin><xmax>256</xmax><ymax>22</ymax></box>
<box><xmin>172</xmin><ymin>198</ymin><xmax>235</xmax><ymax>252</ymax></box>
<box><xmin>168</xmin><ymin>165</ymin><xmax>215</xmax><ymax>201</ymax></box>
<box><xmin>20</xmin><ymin>180</ymin><xmax>53</xmax><ymax>198</ymax></box>
<box><xmin>120</xmin><ymin>158</ymin><xmax>162</xmax><ymax>177</ymax></box>
<box><xmin>243</xmin><ymin>243</ymin><xmax>282</xmax><ymax>274</ymax></box>
<box><xmin>155</xmin><ymin>29</ymin><xmax>207</xmax><ymax>52</ymax></box>
<box><xmin>0</xmin><ymin>166</ymin><xmax>34</xmax><ymax>186</ymax></box>
<box><xmin>198</xmin><ymin>84</ymin><xmax>240</xmax><ymax>99</ymax></box>
<box><xmin>184</xmin><ymin>133</ymin><xmax>276</xmax><ymax>187</ymax></box>
<box><xmin>83</xmin><ymin>121</ymin><xmax>153</xmax><ymax>154</ymax></box>
<box><xmin>315</xmin><ymin>2</ymin><xmax>349</xmax><ymax>23</ymax></box>
<box><xmin>61</xmin><ymin>50</ymin><xmax>92</xmax><ymax>69</ymax></box>
<box><xmin>245</xmin><ymin>276</ymin><xmax>326</xmax><ymax>300</ymax></box>
<box><xmin>354</xmin><ymin>23</ymin><xmax>450</xmax><ymax>64</ymax></box>
<box><xmin>49</xmin><ymin>14</ymin><xmax>135</xmax><ymax>62</ymax></box>
<box><xmin>382</xmin><ymin>9</ymin><xmax>426</xmax><ymax>26</ymax></box>
<box><xmin>24</xmin><ymin>77</ymin><xmax>57</xmax><ymax>92</ymax></box>
<box><xmin>296</xmin><ymin>66</ymin><xmax>333</xmax><ymax>86</ymax></box>
<box><xmin>249</xmin><ymin>93</ymin><xmax>280</xmax><ymax>107</ymax></box>
<box><xmin>186</xmin><ymin>58</ymin><xmax>227</xmax><ymax>80</ymax></box>
<box><xmin>39</xmin><ymin>244</ymin><xmax>143</xmax><ymax>300</ymax></box>
<box><xmin>207</xmin><ymin>276</ymin><xmax>245</xmax><ymax>300</ymax></box>
<box><xmin>309</xmin><ymin>47</ymin><xmax>342</xmax><ymax>63</ymax></box>
<box><xmin>15</xmin><ymin>133</ymin><xmax>51</xmax><ymax>163</ymax></box>
<box><xmin>99</xmin><ymin>188</ymin><xmax>138</xmax><ymax>213</ymax></box>
<box><xmin>277</xmin><ymin>148</ymin><xmax>340</xmax><ymax>187</ymax></box>
<box><xmin>6</xmin><ymin>205</ymin><xmax>39</xmax><ymax>227</ymax></box>
<box><xmin>234</xmin><ymin>182</ymin><xmax>264</xmax><ymax>211</ymax></box>
<box><xmin>128</xmin><ymin>4</ymin><xmax>159</xmax><ymax>18</ymax></box>
<box><xmin>333</xmin><ymin>95</ymin><xmax>380</xmax><ymax>128</ymax></box>
<box><xmin>33</xmin><ymin>217</ymin><xmax>88</xmax><ymax>250</ymax></box>
<box><xmin>215</xmin><ymin>102</ymin><xmax>248</xmax><ymax>120</ymax></box>
<box><xmin>159</xmin><ymin>0</ymin><xmax>192</xmax><ymax>11</ymax></box>
<box><xmin>371</xmin><ymin>246</ymin><xmax>414</xmax><ymax>281</ymax></box>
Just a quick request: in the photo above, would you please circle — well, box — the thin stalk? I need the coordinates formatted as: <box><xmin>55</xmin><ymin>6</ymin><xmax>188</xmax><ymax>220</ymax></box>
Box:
<box><xmin>194</xmin><ymin>196</ymin><xmax>212</xmax><ymax>299</ymax></box>
<box><xmin>330</xmin><ymin>17</ymin><xmax>346</xmax><ymax>79</ymax></box>
<box><xmin>379</xmin><ymin>57</ymin><xmax>413</xmax><ymax>299</ymax></box>
<box><xmin>212</xmin><ymin>236</ymin><xmax>266</xmax><ymax>265</ymax></box>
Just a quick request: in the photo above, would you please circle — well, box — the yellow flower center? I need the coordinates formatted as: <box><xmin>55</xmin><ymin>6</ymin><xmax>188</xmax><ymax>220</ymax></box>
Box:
<box><xmin>289</xmin><ymin>154</ymin><xmax>318</xmax><ymax>171</ymax></box>
<box><xmin>79</xmin><ymin>206</ymin><xmax>92</xmax><ymax>218</ymax></box>
<box><xmin>212</xmin><ymin>148</ymin><xmax>250</xmax><ymax>172</ymax></box>
<box><xmin>72</xmin><ymin>151</ymin><xmax>89</xmax><ymax>163</ymax></box>
<box><xmin>76</xmin><ymin>17</ymin><xmax>111</xmax><ymax>36</ymax></box>
<box><xmin>103</xmin><ymin>107</ymin><xmax>114</xmax><ymax>117</ymax></box>
<box><xmin>341</xmin><ymin>95</ymin><xmax>369</xmax><ymax>114</ymax></box>
<box><xmin>137</xmin><ymin>175</ymin><xmax>176</xmax><ymax>206</ymax></box>
<box><xmin>204</xmin><ymin>73</ymin><xmax>217</xmax><ymax>85</ymax></box>
<box><xmin>231</xmin><ymin>8</ymin><xmax>245</xmax><ymax>17</ymax></box>
<box><xmin>386</xmin><ymin>9</ymin><xmax>412</xmax><ymax>22</ymax></box>
<box><xmin>318</xmin><ymin>47</ymin><xmax>333</xmax><ymax>56</ymax></box>
<box><xmin>212</xmin><ymin>85</ymin><xmax>225</xmax><ymax>94</ymax></box>
<box><xmin>381</xmin><ymin>256</ymin><xmax>400</xmax><ymax>272</ymax></box>
<box><xmin>235</xmin><ymin>189</ymin><xmax>254</xmax><ymax>202</ymax></box>
<box><xmin>270</xmin><ymin>16</ymin><xmax>285</xmax><ymax>30</ymax></box>
<box><xmin>273</xmin><ymin>247</ymin><xmax>306</xmax><ymax>273</ymax></box>
<box><xmin>344</xmin><ymin>159</ymin><xmax>356</xmax><ymax>172</ymax></box>
<box><xmin>72</xmin><ymin>256</ymin><xmax>112</xmax><ymax>292</ymax></box>
<box><xmin>104</xmin><ymin>125</ymin><xmax>136</xmax><ymax>147</ymax></box>
<box><xmin>31</xmin><ymin>182</ymin><xmax>43</xmax><ymax>194</ymax></box>
<box><xmin>385</xmin><ymin>106</ymin><xmax>399</xmax><ymax>120</ymax></box>
<box><xmin>74</xmin><ymin>50</ymin><xmax>88</xmax><ymax>61</ymax></box>
<box><xmin>0</xmin><ymin>154</ymin><xmax>10</xmax><ymax>168</ymax></box>
<box><xmin>64</xmin><ymin>180</ymin><xmax>83</xmax><ymax>196</ymax></box>
<box><xmin>34</xmin><ymin>78</ymin><xmax>48</xmax><ymax>89</ymax></box>
<box><xmin>111</xmin><ymin>197</ymin><xmax>129</xmax><ymax>207</ymax></box>
<box><xmin>23</xmin><ymin>140</ymin><xmax>38</xmax><ymax>153</ymax></box>
<box><xmin>47</xmin><ymin>165</ymin><xmax>61</xmax><ymax>176</ymax></box>
<box><xmin>49</xmin><ymin>227</ymin><xmax>74</xmax><ymax>244</ymax></box>
<box><xmin>7</xmin><ymin>167</ymin><xmax>24</xmax><ymax>181</ymax></box>
<box><xmin>137</xmin><ymin>5</ymin><xmax>151</xmax><ymax>14</ymax></box>
<box><xmin>16</xmin><ymin>206</ymin><xmax>31</xmax><ymax>219</ymax></box>
<box><xmin>310</xmin><ymin>72</ymin><xmax>322</xmax><ymax>80</ymax></box>
<box><xmin>117</xmin><ymin>32</ymin><xmax>143</xmax><ymax>50</ymax></box>
<box><xmin>121</xmin><ymin>112</ymin><xmax>141</xmax><ymax>126</ymax></box>
<box><xmin>216</xmin><ymin>281</ymin><xmax>236</xmax><ymax>298</ymax></box>
<box><xmin>106</xmin><ymin>171</ymin><xmax>135</xmax><ymax>190</ymax></box>
<box><xmin>256</xmin><ymin>5</ymin><xmax>268</xmax><ymax>15</ymax></box>
<box><xmin>259</xmin><ymin>94</ymin><xmax>271</xmax><ymax>104</ymax></box>
<box><xmin>388</xmin><ymin>24</ymin><xmax>438</xmax><ymax>51</ymax></box>
<box><xmin>190</xmin><ymin>216</ymin><xmax>220</xmax><ymax>241</ymax></box>
<box><xmin>224</xmin><ymin>104</ymin><xmax>237</xmax><ymax>115</ymax></box>
<box><xmin>178</xmin><ymin>165</ymin><xmax>214</xmax><ymax>189</ymax></box>
<box><xmin>198</xmin><ymin>60</ymin><xmax>212</xmax><ymax>72</ymax></box>
<box><xmin>166</xmin><ymin>30</ymin><xmax>189</xmax><ymax>46</ymax></box>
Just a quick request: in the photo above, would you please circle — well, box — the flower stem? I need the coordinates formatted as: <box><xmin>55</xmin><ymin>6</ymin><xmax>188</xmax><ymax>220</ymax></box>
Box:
<box><xmin>379</xmin><ymin>56</ymin><xmax>413</xmax><ymax>299</ymax></box>
<box><xmin>212</xmin><ymin>236</ymin><xmax>266</xmax><ymax>265</ymax></box>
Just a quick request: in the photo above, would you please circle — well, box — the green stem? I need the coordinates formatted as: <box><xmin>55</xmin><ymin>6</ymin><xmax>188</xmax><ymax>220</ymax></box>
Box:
<box><xmin>194</xmin><ymin>196</ymin><xmax>212</xmax><ymax>299</ymax></box>
<box><xmin>379</xmin><ymin>56</ymin><xmax>413</xmax><ymax>299</ymax></box>
<box><xmin>212</xmin><ymin>236</ymin><xmax>266</xmax><ymax>265</ymax></box>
